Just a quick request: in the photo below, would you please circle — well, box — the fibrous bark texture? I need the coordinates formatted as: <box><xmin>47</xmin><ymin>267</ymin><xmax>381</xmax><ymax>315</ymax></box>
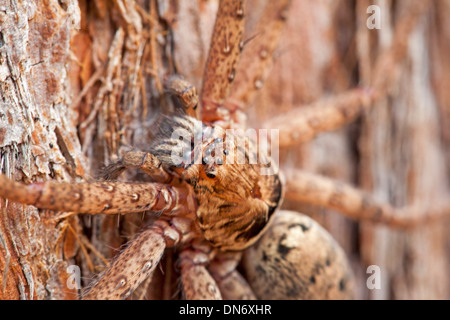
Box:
<box><xmin>0</xmin><ymin>0</ymin><xmax>449</xmax><ymax>299</ymax></box>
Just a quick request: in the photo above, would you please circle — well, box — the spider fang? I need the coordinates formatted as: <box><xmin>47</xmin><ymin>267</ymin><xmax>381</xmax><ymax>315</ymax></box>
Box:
<box><xmin>161</xmin><ymin>189</ymin><xmax>170</xmax><ymax>205</ymax></box>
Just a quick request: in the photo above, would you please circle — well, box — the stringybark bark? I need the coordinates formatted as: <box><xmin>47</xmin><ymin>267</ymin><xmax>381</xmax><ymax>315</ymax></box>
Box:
<box><xmin>0</xmin><ymin>0</ymin><xmax>448</xmax><ymax>299</ymax></box>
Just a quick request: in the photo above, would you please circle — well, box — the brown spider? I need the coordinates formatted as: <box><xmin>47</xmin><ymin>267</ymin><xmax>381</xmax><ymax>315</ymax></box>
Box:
<box><xmin>0</xmin><ymin>0</ymin><xmax>449</xmax><ymax>300</ymax></box>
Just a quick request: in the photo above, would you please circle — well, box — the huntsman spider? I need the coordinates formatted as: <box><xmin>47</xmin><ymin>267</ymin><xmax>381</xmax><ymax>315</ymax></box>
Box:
<box><xmin>0</xmin><ymin>0</ymin><xmax>449</xmax><ymax>300</ymax></box>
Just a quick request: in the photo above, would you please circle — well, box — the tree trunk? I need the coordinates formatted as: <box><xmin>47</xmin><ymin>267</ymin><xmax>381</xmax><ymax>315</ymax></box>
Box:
<box><xmin>0</xmin><ymin>0</ymin><xmax>448</xmax><ymax>300</ymax></box>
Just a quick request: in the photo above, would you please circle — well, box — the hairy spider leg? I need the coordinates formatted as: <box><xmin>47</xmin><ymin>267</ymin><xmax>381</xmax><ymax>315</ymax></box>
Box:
<box><xmin>208</xmin><ymin>251</ymin><xmax>256</xmax><ymax>300</ymax></box>
<box><xmin>178</xmin><ymin>247</ymin><xmax>222</xmax><ymax>300</ymax></box>
<box><xmin>84</xmin><ymin>218</ymin><xmax>193</xmax><ymax>299</ymax></box>
<box><xmin>0</xmin><ymin>174</ymin><xmax>194</xmax><ymax>216</ymax></box>
<box><xmin>285</xmin><ymin>170</ymin><xmax>450</xmax><ymax>228</ymax></box>
<box><xmin>200</xmin><ymin>0</ymin><xmax>245</xmax><ymax>126</ymax></box>
<box><xmin>264</xmin><ymin>0</ymin><xmax>432</xmax><ymax>148</ymax></box>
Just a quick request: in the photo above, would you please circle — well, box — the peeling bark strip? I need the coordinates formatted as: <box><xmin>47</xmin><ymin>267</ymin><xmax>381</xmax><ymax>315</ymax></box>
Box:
<box><xmin>0</xmin><ymin>174</ymin><xmax>194</xmax><ymax>215</ymax></box>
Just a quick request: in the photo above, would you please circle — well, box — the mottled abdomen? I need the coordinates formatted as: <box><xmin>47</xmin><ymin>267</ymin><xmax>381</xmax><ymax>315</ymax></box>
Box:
<box><xmin>243</xmin><ymin>210</ymin><xmax>354</xmax><ymax>300</ymax></box>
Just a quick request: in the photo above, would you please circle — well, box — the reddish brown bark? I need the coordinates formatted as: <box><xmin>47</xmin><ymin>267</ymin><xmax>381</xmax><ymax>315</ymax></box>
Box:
<box><xmin>1</xmin><ymin>0</ymin><xmax>448</xmax><ymax>299</ymax></box>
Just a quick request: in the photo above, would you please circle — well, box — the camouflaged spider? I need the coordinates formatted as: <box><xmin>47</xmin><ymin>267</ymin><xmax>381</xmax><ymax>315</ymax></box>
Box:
<box><xmin>0</xmin><ymin>0</ymin><xmax>449</xmax><ymax>300</ymax></box>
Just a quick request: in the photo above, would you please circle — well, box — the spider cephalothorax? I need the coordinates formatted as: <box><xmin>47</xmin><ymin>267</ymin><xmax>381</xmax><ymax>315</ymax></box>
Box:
<box><xmin>148</xmin><ymin>115</ymin><xmax>283</xmax><ymax>251</ymax></box>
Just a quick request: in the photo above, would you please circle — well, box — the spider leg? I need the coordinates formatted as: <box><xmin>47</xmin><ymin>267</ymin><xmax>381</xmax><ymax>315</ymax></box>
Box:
<box><xmin>102</xmin><ymin>151</ymin><xmax>171</xmax><ymax>183</ymax></box>
<box><xmin>178</xmin><ymin>248</ymin><xmax>222</xmax><ymax>300</ymax></box>
<box><xmin>264</xmin><ymin>88</ymin><xmax>373</xmax><ymax>147</ymax></box>
<box><xmin>200</xmin><ymin>0</ymin><xmax>245</xmax><ymax>125</ymax></box>
<box><xmin>0</xmin><ymin>174</ymin><xmax>195</xmax><ymax>216</ymax></box>
<box><xmin>225</xmin><ymin>0</ymin><xmax>292</xmax><ymax>120</ymax></box>
<box><xmin>209</xmin><ymin>251</ymin><xmax>256</xmax><ymax>300</ymax></box>
<box><xmin>285</xmin><ymin>170</ymin><xmax>450</xmax><ymax>228</ymax></box>
<box><xmin>265</xmin><ymin>0</ymin><xmax>432</xmax><ymax>148</ymax></box>
<box><xmin>84</xmin><ymin>218</ymin><xmax>192</xmax><ymax>299</ymax></box>
<box><xmin>164</xmin><ymin>75</ymin><xmax>199</xmax><ymax>119</ymax></box>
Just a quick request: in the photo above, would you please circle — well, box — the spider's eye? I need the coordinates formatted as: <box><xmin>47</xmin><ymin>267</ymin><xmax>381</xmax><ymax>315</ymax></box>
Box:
<box><xmin>223</xmin><ymin>149</ymin><xmax>229</xmax><ymax>156</ymax></box>
<box><xmin>216</xmin><ymin>158</ymin><xmax>223</xmax><ymax>166</ymax></box>
<box><xmin>202</xmin><ymin>157</ymin><xmax>210</xmax><ymax>165</ymax></box>
<box><xmin>206</xmin><ymin>172</ymin><xmax>216</xmax><ymax>179</ymax></box>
